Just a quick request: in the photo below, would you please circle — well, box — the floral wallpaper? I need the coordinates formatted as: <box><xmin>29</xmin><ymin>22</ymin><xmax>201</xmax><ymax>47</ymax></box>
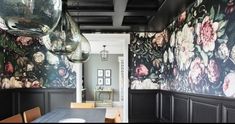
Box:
<box><xmin>129</xmin><ymin>0</ymin><xmax>235</xmax><ymax>98</ymax></box>
<box><xmin>0</xmin><ymin>30</ymin><xmax>76</xmax><ymax>89</ymax></box>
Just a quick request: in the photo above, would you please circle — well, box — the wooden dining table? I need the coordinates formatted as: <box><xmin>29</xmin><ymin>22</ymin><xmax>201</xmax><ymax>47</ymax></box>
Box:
<box><xmin>32</xmin><ymin>108</ymin><xmax>106</xmax><ymax>123</ymax></box>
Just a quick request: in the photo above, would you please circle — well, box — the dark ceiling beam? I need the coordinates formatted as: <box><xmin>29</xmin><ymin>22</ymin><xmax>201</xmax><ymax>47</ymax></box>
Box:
<box><xmin>69</xmin><ymin>11</ymin><xmax>114</xmax><ymax>16</ymax></box>
<box><xmin>80</xmin><ymin>25</ymin><xmax>131</xmax><ymax>30</ymax></box>
<box><xmin>69</xmin><ymin>11</ymin><xmax>159</xmax><ymax>16</ymax></box>
<box><xmin>112</xmin><ymin>0</ymin><xmax>128</xmax><ymax>27</ymax></box>
<box><xmin>148</xmin><ymin>0</ymin><xmax>195</xmax><ymax>32</ymax></box>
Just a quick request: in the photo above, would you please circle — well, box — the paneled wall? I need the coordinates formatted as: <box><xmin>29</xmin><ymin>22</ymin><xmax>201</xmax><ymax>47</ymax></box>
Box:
<box><xmin>129</xmin><ymin>89</ymin><xmax>235</xmax><ymax>123</ymax></box>
<box><xmin>0</xmin><ymin>88</ymin><xmax>76</xmax><ymax>120</ymax></box>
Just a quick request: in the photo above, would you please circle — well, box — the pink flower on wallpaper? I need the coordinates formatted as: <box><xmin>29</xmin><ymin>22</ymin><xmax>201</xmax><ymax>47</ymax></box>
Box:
<box><xmin>173</xmin><ymin>65</ymin><xmax>178</xmax><ymax>77</ymax></box>
<box><xmin>188</xmin><ymin>57</ymin><xmax>205</xmax><ymax>85</ymax></box>
<box><xmin>177</xmin><ymin>11</ymin><xmax>187</xmax><ymax>25</ymax></box>
<box><xmin>196</xmin><ymin>16</ymin><xmax>219</xmax><ymax>52</ymax></box>
<box><xmin>58</xmin><ymin>67</ymin><xmax>67</xmax><ymax>77</ymax></box>
<box><xmin>135</xmin><ymin>64</ymin><xmax>149</xmax><ymax>77</ymax></box>
<box><xmin>225</xmin><ymin>0</ymin><xmax>235</xmax><ymax>14</ymax></box>
<box><xmin>207</xmin><ymin>59</ymin><xmax>220</xmax><ymax>83</ymax></box>
<box><xmin>5</xmin><ymin>61</ymin><xmax>14</xmax><ymax>74</ymax></box>
<box><xmin>31</xmin><ymin>81</ymin><xmax>41</xmax><ymax>88</ymax></box>
<box><xmin>152</xmin><ymin>30</ymin><xmax>168</xmax><ymax>47</ymax></box>
<box><xmin>16</xmin><ymin>36</ymin><xmax>33</xmax><ymax>46</ymax></box>
<box><xmin>223</xmin><ymin>72</ymin><xmax>235</xmax><ymax>97</ymax></box>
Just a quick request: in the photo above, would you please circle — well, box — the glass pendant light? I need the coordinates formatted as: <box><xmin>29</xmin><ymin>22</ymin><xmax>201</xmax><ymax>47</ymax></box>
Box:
<box><xmin>67</xmin><ymin>34</ymin><xmax>91</xmax><ymax>63</ymax></box>
<box><xmin>0</xmin><ymin>0</ymin><xmax>62</xmax><ymax>37</ymax></box>
<box><xmin>41</xmin><ymin>0</ymin><xmax>80</xmax><ymax>55</ymax></box>
<box><xmin>100</xmin><ymin>45</ymin><xmax>108</xmax><ymax>61</ymax></box>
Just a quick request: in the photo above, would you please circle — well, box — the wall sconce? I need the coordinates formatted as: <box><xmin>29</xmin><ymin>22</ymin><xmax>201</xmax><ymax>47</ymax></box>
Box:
<box><xmin>0</xmin><ymin>0</ymin><xmax>62</xmax><ymax>37</ymax></box>
<box><xmin>100</xmin><ymin>45</ymin><xmax>108</xmax><ymax>61</ymax></box>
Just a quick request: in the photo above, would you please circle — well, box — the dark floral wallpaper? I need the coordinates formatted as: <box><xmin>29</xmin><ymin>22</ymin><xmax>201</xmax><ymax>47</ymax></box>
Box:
<box><xmin>0</xmin><ymin>30</ymin><xmax>76</xmax><ymax>89</ymax></box>
<box><xmin>129</xmin><ymin>0</ymin><xmax>235</xmax><ymax>98</ymax></box>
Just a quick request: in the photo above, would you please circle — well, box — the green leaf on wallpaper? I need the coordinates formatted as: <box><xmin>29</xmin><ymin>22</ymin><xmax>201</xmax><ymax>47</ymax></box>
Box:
<box><xmin>210</xmin><ymin>6</ymin><xmax>215</xmax><ymax>20</ymax></box>
<box><xmin>196</xmin><ymin>45</ymin><xmax>208</xmax><ymax>66</ymax></box>
<box><xmin>207</xmin><ymin>51</ymin><xmax>214</xmax><ymax>58</ymax></box>
<box><xmin>217</xmin><ymin>28</ymin><xmax>226</xmax><ymax>38</ymax></box>
<box><xmin>0</xmin><ymin>52</ymin><xmax>4</xmax><ymax>71</ymax></box>
<box><xmin>218</xmin><ymin>20</ymin><xmax>228</xmax><ymax>30</ymax></box>
<box><xmin>217</xmin><ymin>38</ymin><xmax>228</xmax><ymax>44</ymax></box>
<box><xmin>215</xmin><ymin>14</ymin><xmax>225</xmax><ymax>21</ymax></box>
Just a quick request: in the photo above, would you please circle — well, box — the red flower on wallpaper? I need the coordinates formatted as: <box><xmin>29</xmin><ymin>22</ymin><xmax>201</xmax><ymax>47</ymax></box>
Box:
<box><xmin>196</xmin><ymin>16</ymin><xmax>218</xmax><ymax>52</ymax></box>
<box><xmin>16</xmin><ymin>36</ymin><xmax>33</xmax><ymax>46</ymax></box>
<box><xmin>5</xmin><ymin>61</ymin><xmax>14</xmax><ymax>74</ymax></box>
<box><xmin>188</xmin><ymin>57</ymin><xmax>205</xmax><ymax>85</ymax></box>
<box><xmin>225</xmin><ymin>0</ymin><xmax>235</xmax><ymax>14</ymax></box>
<box><xmin>223</xmin><ymin>72</ymin><xmax>235</xmax><ymax>97</ymax></box>
<box><xmin>135</xmin><ymin>64</ymin><xmax>149</xmax><ymax>77</ymax></box>
<box><xmin>207</xmin><ymin>59</ymin><xmax>220</xmax><ymax>83</ymax></box>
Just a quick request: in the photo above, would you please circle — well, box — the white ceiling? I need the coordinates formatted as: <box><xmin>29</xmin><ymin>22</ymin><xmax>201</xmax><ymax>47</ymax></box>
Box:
<box><xmin>83</xmin><ymin>33</ymin><xmax>128</xmax><ymax>54</ymax></box>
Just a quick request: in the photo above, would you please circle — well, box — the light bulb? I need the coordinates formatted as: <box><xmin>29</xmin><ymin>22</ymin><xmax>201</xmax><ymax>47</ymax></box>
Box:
<box><xmin>67</xmin><ymin>34</ymin><xmax>91</xmax><ymax>63</ymax></box>
<box><xmin>0</xmin><ymin>0</ymin><xmax>62</xmax><ymax>37</ymax></box>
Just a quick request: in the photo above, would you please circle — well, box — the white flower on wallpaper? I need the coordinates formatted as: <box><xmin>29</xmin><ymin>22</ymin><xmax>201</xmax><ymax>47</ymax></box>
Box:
<box><xmin>33</xmin><ymin>51</ymin><xmax>45</xmax><ymax>64</ymax></box>
<box><xmin>175</xmin><ymin>24</ymin><xmax>195</xmax><ymax>71</ymax></box>
<box><xmin>131</xmin><ymin>79</ymin><xmax>159</xmax><ymax>89</ymax></box>
<box><xmin>223</xmin><ymin>72</ymin><xmax>235</xmax><ymax>97</ymax></box>
<box><xmin>170</xmin><ymin>32</ymin><xmax>175</xmax><ymax>47</ymax></box>
<box><xmin>163</xmin><ymin>50</ymin><xmax>168</xmax><ymax>64</ymax></box>
<box><xmin>0</xmin><ymin>16</ymin><xmax>8</xmax><ymax>30</ymax></box>
<box><xmin>216</xmin><ymin>43</ymin><xmax>229</xmax><ymax>61</ymax></box>
<box><xmin>168</xmin><ymin>48</ymin><xmax>174</xmax><ymax>64</ymax></box>
<box><xmin>46</xmin><ymin>51</ymin><xmax>59</xmax><ymax>65</ymax></box>
<box><xmin>230</xmin><ymin>45</ymin><xmax>235</xmax><ymax>64</ymax></box>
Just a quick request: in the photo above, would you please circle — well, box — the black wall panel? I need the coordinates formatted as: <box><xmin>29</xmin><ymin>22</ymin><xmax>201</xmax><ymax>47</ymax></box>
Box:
<box><xmin>173</xmin><ymin>94</ymin><xmax>189</xmax><ymax>123</ymax></box>
<box><xmin>48</xmin><ymin>91</ymin><xmax>76</xmax><ymax>111</ymax></box>
<box><xmin>190</xmin><ymin>98</ymin><xmax>220</xmax><ymax>123</ymax></box>
<box><xmin>0</xmin><ymin>88</ymin><xmax>75</xmax><ymax>120</ymax></box>
<box><xmin>129</xmin><ymin>90</ymin><xmax>159</xmax><ymax>123</ymax></box>
<box><xmin>129</xmin><ymin>90</ymin><xmax>235</xmax><ymax>123</ymax></box>
<box><xmin>160</xmin><ymin>92</ymin><xmax>172</xmax><ymax>122</ymax></box>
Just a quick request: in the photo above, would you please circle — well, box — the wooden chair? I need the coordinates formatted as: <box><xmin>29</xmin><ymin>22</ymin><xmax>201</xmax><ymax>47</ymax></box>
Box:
<box><xmin>105</xmin><ymin>111</ymin><xmax>121</xmax><ymax>123</ymax></box>
<box><xmin>23</xmin><ymin>107</ymin><xmax>41</xmax><ymax>123</ymax></box>
<box><xmin>70</xmin><ymin>102</ymin><xmax>95</xmax><ymax>108</ymax></box>
<box><xmin>0</xmin><ymin>114</ymin><xmax>23</xmax><ymax>123</ymax></box>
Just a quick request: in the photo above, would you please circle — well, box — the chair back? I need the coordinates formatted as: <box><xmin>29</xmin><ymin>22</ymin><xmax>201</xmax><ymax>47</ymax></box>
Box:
<box><xmin>105</xmin><ymin>110</ymin><xmax>121</xmax><ymax>123</ymax></box>
<box><xmin>23</xmin><ymin>107</ymin><xmax>41</xmax><ymax>123</ymax></box>
<box><xmin>70</xmin><ymin>102</ymin><xmax>95</xmax><ymax>108</ymax></box>
<box><xmin>0</xmin><ymin>114</ymin><xmax>23</xmax><ymax>123</ymax></box>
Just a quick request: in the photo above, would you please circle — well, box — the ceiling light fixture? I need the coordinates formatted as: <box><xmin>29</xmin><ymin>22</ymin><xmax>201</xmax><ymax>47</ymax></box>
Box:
<box><xmin>0</xmin><ymin>0</ymin><xmax>62</xmax><ymax>37</ymax></box>
<box><xmin>41</xmin><ymin>0</ymin><xmax>80</xmax><ymax>55</ymax></box>
<box><xmin>100</xmin><ymin>45</ymin><xmax>108</xmax><ymax>61</ymax></box>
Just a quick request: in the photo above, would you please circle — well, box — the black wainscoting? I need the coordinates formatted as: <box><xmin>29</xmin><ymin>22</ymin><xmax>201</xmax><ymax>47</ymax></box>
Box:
<box><xmin>129</xmin><ymin>89</ymin><xmax>235</xmax><ymax>123</ymax></box>
<box><xmin>129</xmin><ymin>90</ymin><xmax>159</xmax><ymax>123</ymax></box>
<box><xmin>0</xmin><ymin>88</ymin><xmax>76</xmax><ymax>120</ymax></box>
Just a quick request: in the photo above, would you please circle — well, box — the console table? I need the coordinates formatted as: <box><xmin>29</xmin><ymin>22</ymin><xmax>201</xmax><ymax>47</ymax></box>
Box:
<box><xmin>94</xmin><ymin>87</ymin><xmax>113</xmax><ymax>107</ymax></box>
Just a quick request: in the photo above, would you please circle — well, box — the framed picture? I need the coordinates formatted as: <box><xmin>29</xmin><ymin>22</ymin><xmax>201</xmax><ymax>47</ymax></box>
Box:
<box><xmin>105</xmin><ymin>69</ymin><xmax>111</xmax><ymax>77</ymax></box>
<box><xmin>105</xmin><ymin>78</ymin><xmax>111</xmax><ymax>86</ymax></box>
<box><xmin>97</xmin><ymin>77</ymin><xmax>103</xmax><ymax>85</ymax></box>
<box><xmin>97</xmin><ymin>69</ymin><xmax>104</xmax><ymax>77</ymax></box>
